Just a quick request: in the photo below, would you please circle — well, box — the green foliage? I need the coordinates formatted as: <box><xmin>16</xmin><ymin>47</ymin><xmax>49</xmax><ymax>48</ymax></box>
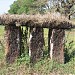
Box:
<box><xmin>8</xmin><ymin>0</ymin><xmax>35</xmax><ymax>14</ymax></box>
<box><xmin>19</xmin><ymin>26</ymin><xmax>29</xmax><ymax>57</ymax></box>
<box><xmin>33</xmin><ymin>58</ymin><xmax>53</xmax><ymax>73</ymax></box>
<box><xmin>64</xmin><ymin>30</ymin><xmax>75</xmax><ymax>63</ymax></box>
<box><xmin>8</xmin><ymin>1</ymin><xmax>19</xmax><ymax>14</ymax></box>
<box><xmin>8</xmin><ymin>0</ymin><xmax>47</xmax><ymax>14</ymax></box>
<box><xmin>65</xmin><ymin>40</ymin><xmax>75</xmax><ymax>63</ymax></box>
<box><xmin>17</xmin><ymin>54</ymin><xmax>30</xmax><ymax>66</ymax></box>
<box><xmin>0</xmin><ymin>26</ymin><xmax>5</xmax><ymax>60</ymax></box>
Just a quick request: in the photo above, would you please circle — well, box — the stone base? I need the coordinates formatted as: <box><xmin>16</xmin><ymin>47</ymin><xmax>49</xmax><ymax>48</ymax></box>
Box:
<box><xmin>50</xmin><ymin>29</ymin><xmax>65</xmax><ymax>63</ymax></box>
<box><xmin>29</xmin><ymin>27</ymin><xmax>44</xmax><ymax>63</ymax></box>
<box><xmin>5</xmin><ymin>25</ymin><xmax>21</xmax><ymax>63</ymax></box>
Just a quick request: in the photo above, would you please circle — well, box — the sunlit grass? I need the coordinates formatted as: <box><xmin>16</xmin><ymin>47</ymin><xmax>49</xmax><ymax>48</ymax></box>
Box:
<box><xmin>0</xmin><ymin>26</ymin><xmax>5</xmax><ymax>35</ymax></box>
<box><xmin>0</xmin><ymin>26</ymin><xmax>5</xmax><ymax>64</ymax></box>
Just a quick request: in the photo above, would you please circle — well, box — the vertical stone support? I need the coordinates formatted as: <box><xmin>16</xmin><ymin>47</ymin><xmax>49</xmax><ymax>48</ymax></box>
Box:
<box><xmin>29</xmin><ymin>27</ymin><xmax>44</xmax><ymax>63</ymax></box>
<box><xmin>5</xmin><ymin>25</ymin><xmax>21</xmax><ymax>63</ymax></box>
<box><xmin>50</xmin><ymin>29</ymin><xmax>65</xmax><ymax>63</ymax></box>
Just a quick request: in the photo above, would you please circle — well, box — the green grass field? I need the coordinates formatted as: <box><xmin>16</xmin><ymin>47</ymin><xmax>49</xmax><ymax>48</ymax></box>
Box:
<box><xmin>0</xmin><ymin>26</ymin><xmax>75</xmax><ymax>75</ymax></box>
<box><xmin>0</xmin><ymin>26</ymin><xmax>5</xmax><ymax>60</ymax></box>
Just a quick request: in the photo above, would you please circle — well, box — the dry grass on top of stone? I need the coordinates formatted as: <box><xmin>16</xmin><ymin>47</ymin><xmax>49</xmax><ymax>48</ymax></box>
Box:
<box><xmin>0</xmin><ymin>12</ymin><xmax>75</xmax><ymax>28</ymax></box>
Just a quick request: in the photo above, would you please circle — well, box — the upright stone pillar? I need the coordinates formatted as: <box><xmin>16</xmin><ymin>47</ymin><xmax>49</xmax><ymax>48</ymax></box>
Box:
<box><xmin>5</xmin><ymin>25</ymin><xmax>21</xmax><ymax>63</ymax></box>
<box><xmin>50</xmin><ymin>29</ymin><xmax>65</xmax><ymax>63</ymax></box>
<box><xmin>29</xmin><ymin>27</ymin><xmax>44</xmax><ymax>63</ymax></box>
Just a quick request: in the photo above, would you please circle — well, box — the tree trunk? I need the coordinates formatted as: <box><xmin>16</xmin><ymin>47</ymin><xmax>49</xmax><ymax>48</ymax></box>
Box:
<box><xmin>29</xmin><ymin>27</ymin><xmax>44</xmax><ymax>63</ymax></box>
<box><xmin>5</xmin><ymin>25</ymin><xmax>21</xmax><ymax>64</ymax></box>
<box><xmin>50</xmin><ymin>29</ymin><xmax>65</xmax><ymax>63</ymax></box>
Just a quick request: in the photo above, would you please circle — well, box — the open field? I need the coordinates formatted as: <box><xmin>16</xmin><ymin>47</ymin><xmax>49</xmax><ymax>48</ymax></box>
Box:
<box><xmin>0</xmin><ymin>25</ymin><xmax>75</xmax><ymax>75</ymax></box>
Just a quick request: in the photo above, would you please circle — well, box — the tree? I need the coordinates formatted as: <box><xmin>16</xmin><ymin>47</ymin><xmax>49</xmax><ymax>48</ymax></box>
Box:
<box><xmin>8</xmin><ymin>0</ymin><xmax>34</xmax><ymax>14</ymax></box>
<box><xmin>47</xmin><ymin>0</ymin><xmax>75</xmax><ymax>19</ymax></box>
<box><xmin>8</xmin><ymin>1</ymin><xmax>19</xmax><ymax>14</ymax></box>
<box><xmin>8</xmin><ymin>0</ymin><xmax>48</xmax><ymax>14</ymax></box>
<box><xmin>61</xmin><ymin>0</ymin><xmax>75</xmax><ymax>19</ymax></box>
